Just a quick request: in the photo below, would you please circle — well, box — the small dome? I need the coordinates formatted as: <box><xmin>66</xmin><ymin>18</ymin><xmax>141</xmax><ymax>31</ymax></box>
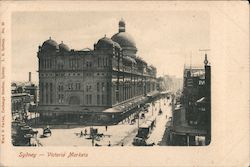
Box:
<box><xmin>59</xmin><ymin>42</ymin><xmax>70</xmax><ymax>52</ymax></box>
<box><xmin>96</xmin><ymin>36</ymin><xmax>114</xmax><ymax>49</ymax></box>
<box><xmin>113</xmin><ymin>41</ymin><xmax>121</xmax><ymax>49</ymax></box>
<box><xmin>41</xmin><ymin>37</ymin><xmax>59</xmax><ymax>51</ymax></box>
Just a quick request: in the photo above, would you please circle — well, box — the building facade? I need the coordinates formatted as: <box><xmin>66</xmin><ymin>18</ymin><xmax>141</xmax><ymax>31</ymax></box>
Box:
<box><xmin>36</xmin><ymin>20</ymin><xmax>158</xmax><ymax>124</ymax></box>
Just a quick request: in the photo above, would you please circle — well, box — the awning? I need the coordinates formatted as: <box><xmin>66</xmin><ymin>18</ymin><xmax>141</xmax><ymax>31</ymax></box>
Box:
<box><xmin>172</xmin><ymin>125</ymin><xmax>207</xmax><ymax>136</ymax></box>
<box><xmin>196</xmin><ymin>97</ymin><xmax>206</xmax><ymax>103</ymax></box>
<box><xmin>103</xmin><ymin>96</ymin><xmax>148</xmax><ymax>114</ymax></box>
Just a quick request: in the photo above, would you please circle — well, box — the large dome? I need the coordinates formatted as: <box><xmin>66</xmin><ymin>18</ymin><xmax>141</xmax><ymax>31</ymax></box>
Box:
<box><xmin>111</xmin><ymin>19</ymin><xmax>137</xmax><ymax>56</ymax></box>
<box><xmin>111</xmin><ymin>32</ymin><xmax>136</xmax><ymax>50</ymax></box>
<box><xmin>41</xmin><ymin>37</ymin><xmax>59</xmax><ymax>51</ymax></box>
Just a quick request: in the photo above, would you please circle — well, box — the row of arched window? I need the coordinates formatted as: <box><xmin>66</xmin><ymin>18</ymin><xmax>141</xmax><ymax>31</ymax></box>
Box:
<box><xmin>40</xmin><ymin>82</ymin><xmax>53</xmax><ymax>104</ymax></box>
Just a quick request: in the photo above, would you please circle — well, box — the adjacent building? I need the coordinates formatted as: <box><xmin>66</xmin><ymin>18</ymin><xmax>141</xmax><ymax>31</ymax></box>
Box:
<box><xmin>168</xmin><ymin>54</ymin><xmax>211</xmax><ymax>146</ymax></box>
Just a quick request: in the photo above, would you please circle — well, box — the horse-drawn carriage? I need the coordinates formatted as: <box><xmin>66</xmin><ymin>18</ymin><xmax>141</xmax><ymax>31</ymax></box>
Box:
<box><xmin>42</xmin><ymin>127</ymin><xmax>52</xmax><ymax>137</ymax></box>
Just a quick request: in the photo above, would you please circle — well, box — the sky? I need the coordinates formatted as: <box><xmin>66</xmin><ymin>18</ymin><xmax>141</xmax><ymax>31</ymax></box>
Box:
<box><xmin>11</xmin><ymin>11</ymin><xmax>209</xmax><ymax>83</ymax></box>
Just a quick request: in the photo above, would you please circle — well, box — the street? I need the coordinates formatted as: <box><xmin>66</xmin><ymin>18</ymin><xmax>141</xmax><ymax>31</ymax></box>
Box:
<box><xmin>32</xmin><ymin>97</ymin><xmax>172</xmax><ymax>147</ymax></box>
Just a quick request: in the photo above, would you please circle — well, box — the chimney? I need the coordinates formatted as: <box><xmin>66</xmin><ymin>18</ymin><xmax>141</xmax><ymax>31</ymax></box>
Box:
<box><xmin>29</xmin><ymin>72</ymin><xmax>31</xmax><ymax>82</ymax></box>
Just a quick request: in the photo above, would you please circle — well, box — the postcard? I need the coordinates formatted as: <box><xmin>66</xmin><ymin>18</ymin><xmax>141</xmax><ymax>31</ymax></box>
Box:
<box><xmin>0</xmin><ymin>1</ymin><xmax>249</xmax><ymax>166</ymax></box>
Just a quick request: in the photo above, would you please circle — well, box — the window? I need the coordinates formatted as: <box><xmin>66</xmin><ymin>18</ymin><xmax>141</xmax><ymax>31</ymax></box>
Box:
<box><xmin>50</xmin><ymin>83</ymin><xmax>53</xmax><ymax>104</ymax></box>
<box><xmin>61</xmin><ymin>94</ymin><xmax>64</xmax><ymax>103</ymax></box>
<box><xmin>105</xmin><ymin>58</ymin><xmax>108</xmax><ymax>66</ymax></box>
<box><xmin>97</xmin><ymin>95</ymin><xmax>100</xmax><ymax>105</ymax></box>
<box><xmin>58</xmin><ymin>85</ymin><xmax>64</xmax><ymax>92</ymax></box>
<box><xmin>107</xmin><ymin>82</ymin><xmax>110</xmax><ymax>92</ymax></box>
<box><xmin>45</xmin><ymin>83</ymin><xmax>48</xmax><ymax>104</ymax></box>
<box><xmin>86</xmin><ymin>61</ymin><xmax>92</xmax><ymax>68</ymax></box>
<box><xmin>70</xmin><ymin>58</ymin><xmax>79</xmax><ymax>69</ymax></box>
<box><xmin>44</xmin><ymin>59</ymin><xmax>47</xmax><ymax>69</ymax></box>
<box><xmin>86</xmin><ymin>85</ymin><xmax>92</xmax><ymax>92</ymax></box>
<box><xmin>102</xmin><ymin>94</ymin><xmax>105</xmax><ymax>105</ymax></box>
<box><xmin>49</xmin><ymin>59</ymin><xmax>52</xmax><ymax>69</ymax></box>
<box><xmin>102</xmin><ymin>82</ymin><xmax>105</xmax><ymax>92</ymax></box>
<box><xmin>58</xmin><ymin>94</ymin><xmax>64</xmax><ymax>103</ymax></box>
<box><xmin>86</xmin><ymin>95</ymin><xmax>88</xmax><ymax>104</ymax></box>
<box><xmin>68</xmin><ymin>83</ymin><xmax>73</xmax><ymax>90</ymax></box>
<box><xmin>86</xmin><ymin>94</ymin><xmax>92</xmax><ymax>105</ymax></box>
<box><xmin>97</xmin><ymin>82</ymin><xmax>100</xmax><ymax>92</ymax></box>
<box><xmin>75</xmin><ymin>83</ymin><xmax>81</xmax><ymax>90</ymax></box>
<box><xmin>89</xmin><ymin>95</ymin><xmax>92</xmax><ymax>104</ymax></box>
<box><xmin>40</xmin><ymin>82</ymin><xmax>44</xmax><ymax>104</ymax></box>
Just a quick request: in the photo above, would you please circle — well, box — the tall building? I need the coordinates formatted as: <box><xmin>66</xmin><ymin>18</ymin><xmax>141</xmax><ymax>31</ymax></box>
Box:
<box><xmin>36</xmin><ymin>20</ymin><xmax>158</xmax><ymax>124</ymax></box>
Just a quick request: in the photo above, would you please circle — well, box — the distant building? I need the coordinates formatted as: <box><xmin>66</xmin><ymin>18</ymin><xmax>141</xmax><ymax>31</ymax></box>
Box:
<box><xmin>156</xmin><ymin>77</ymin><xmax>165</xmax><ymax>92</ymax></box>
<box><xmin>11</xmin><ymin>73</ymin><xmax>38</xmax><ymax>121</ymax></box>
<box><xmin>36</xmin><ymin>20</ymin><xmax>158</xmax><ymax>124</ymax></box>
<box><xmin>158</xmin><ymin>75</ymin><xmax>182</xmax><ymax>93</ymax></box>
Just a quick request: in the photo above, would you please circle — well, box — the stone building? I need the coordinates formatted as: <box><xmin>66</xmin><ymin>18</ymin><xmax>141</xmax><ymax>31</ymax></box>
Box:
<box><xmin>36</xmin><ymin>20</ymin><xmax>158</xmax><ymax>124</ymax></box>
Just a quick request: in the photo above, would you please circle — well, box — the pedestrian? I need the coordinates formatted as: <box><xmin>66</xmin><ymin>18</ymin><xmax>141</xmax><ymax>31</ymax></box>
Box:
<box><xmin>80</xmin><ymin>131</ymin><xmax>83</xmax><ymax>137</ymax></box>
<box><xmin>105</xmin><ymin>126</ymin><xmax>108</xmax><ymax>131</ymax></box>
<box><xmin>84</xmin><ymin>129</ymin><xmax>87</xmax><ymax>136</ymax></box>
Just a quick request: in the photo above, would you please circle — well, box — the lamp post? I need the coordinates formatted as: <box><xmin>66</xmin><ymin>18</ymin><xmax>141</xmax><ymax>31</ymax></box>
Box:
<box><xmin>137</xmin><ymin>112</ymin><xmax>140</xmax><ymax>129</ymax></box>
<box><xmin>159</xmin><ymin>98</ymin><xmax>161</xmax><ymax>109</ymax></box>
<box><xmin>151</xmin><ymin>102</ymin><xmax>153</xmax><ymax>116</ymax></box>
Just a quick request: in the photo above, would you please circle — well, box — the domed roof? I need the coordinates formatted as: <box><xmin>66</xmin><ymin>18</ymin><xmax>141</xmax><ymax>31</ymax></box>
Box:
<box><xmin>59</xmin><ymin>42</ymin><xmax>70</xmax><ymax>52</ymax></box>
<box><xmin>41</xmin><ymin>37</ymin><xmax>59</xmax><ymax>51</ymax></box>
<box><xmin>96</xmin><ymin>36</ymin><xmax>121</xmax><ymax>50</ymax></box>
<box><xmin>111</xmin><ymin>32</ymin><xmax>136</xmax><ymax>50</ymax></box>
<box><xmin>97</xmin><ymin>36</ymin><xmax>114</xmax><ymax>46</ymax></box>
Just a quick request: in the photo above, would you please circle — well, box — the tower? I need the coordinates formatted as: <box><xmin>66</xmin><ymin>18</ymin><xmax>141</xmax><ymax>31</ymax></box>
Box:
<box><xmin>119</xmin><ymin>19</ymin><xmax>125</xmax><ymax>33</ymax></box>
<box><xmin>204</xmin><ymin>53</ymin><xmax>208</xmax><ymax>66</ymax></box>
